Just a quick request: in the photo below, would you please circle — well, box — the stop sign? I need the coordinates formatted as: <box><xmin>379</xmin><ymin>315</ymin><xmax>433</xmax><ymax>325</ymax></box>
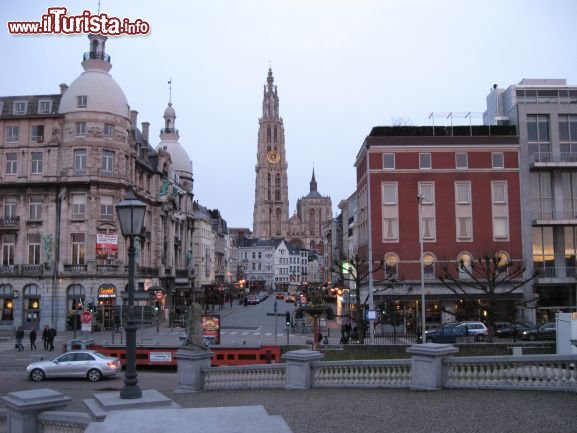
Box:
<box><xmin>80</xmin><ymin>311</ymin><xmax>93</xmax><ymax>324</ymax></box>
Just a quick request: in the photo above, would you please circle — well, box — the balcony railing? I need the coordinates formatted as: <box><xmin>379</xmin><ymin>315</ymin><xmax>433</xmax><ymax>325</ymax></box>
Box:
<box><xmin>0</xmin><ymin>216</ymin><xmax>20</xmax><ymax>227</ymax></box>
<box><xmin>63</xmin><ymin>264</ymin><xmax>88</xmax><ymax>273</ymax></box>
<box><xmin>530</xmin><ymin>152</ymin><xmax>577</xmax><ymax>165</ymax></box>
<box><xmin>534</xmin><ymin>265</ymin><xmax>577</xmax><ymax>279</ymax></box>
<box><xmin>83</xmin><ymin>51</ymin><xmax>111</xmax><ymax>62</ymax></box>
<box><xmin>531</xmin><ymin>198</ymin><xmax>577</xmax><ymax>221</ymax></box>
<box><xmin>0</xmin><ymin>265</ymin><xmax>18</xmax><ymax>274</ymax></box>
<box><xmin>96</xmin><ymin>264</ymin><xmax>120</xmax><ymax>273</ymax></box>
<box><xmin>20</xmin><ymin>264</ymin><xmax>43</xmax><ymax>274</ymax></box>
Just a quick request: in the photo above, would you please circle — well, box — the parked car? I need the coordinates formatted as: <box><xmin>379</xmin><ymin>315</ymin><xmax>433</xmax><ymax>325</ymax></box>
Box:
<box><xmin>275</xmin><ymin>292</ymin><xmax>285</xmax><ymax>300</ymax></box>
<box><xmin>419</xmin><ymin>322</ymin><xmax>461</xmax><ymax>343</ymax></box>
<box><xmin>521</xmin><ymin>322</ymin><xmax>556</xmax><ymax>341</ymax></box>
<box><xmin>454</xmin><ymin>321</ymin><xmax>489</xmax><ymax>341</ymax></box>
<box><xmin>495</xmin><ymin>322</ymin><xmax>536</xmax><ymax>338</ymax></box>
<box><xmin>26</xmin><ymin>350</ymin><xmax>121</xmax><ymax>382</ymax></box>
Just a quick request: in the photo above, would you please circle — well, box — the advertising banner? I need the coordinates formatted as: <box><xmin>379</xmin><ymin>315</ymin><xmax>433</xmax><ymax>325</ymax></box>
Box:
<box><xmin>201</xmin><ymin>314</ymin><xmax>221</xmax><ymax>345</ymax></box>
<box><xmin>96</xmin><ymin>233</ymin><xmax>118</xmax><ymax>259</ymax></box>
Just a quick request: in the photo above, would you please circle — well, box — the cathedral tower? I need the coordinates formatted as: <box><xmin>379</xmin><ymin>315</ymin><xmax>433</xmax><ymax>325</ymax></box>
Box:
<box><xmin>252</xmin><ymin>68</ymin><xmax>289</xmax><ymax>239</ymax></box>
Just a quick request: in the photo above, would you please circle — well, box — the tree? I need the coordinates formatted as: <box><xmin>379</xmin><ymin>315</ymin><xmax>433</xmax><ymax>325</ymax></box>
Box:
<box><xmin>438</xmin><ymin>253</ymin><xmax>538</xmax><ymax>341</ymax></box>
<box><xmin>334</xmin><ymin>254</ymin><xmax>384</xmax><ymax>344</ymax></box>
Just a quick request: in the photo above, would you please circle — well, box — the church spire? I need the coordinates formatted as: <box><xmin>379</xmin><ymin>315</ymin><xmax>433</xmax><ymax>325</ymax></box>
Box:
<box><xmin>310</xmin><ymin>167</ymin><xmax>317</xmax><ymax>193</ymax></box>
<box><xmin>262</xmin><ymin>67</ymin><xmax>279</xmax><ymax>120</ymax></box>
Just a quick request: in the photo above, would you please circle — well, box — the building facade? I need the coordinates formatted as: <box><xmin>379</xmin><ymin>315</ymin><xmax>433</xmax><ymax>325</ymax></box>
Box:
<box><xmin>0</xmin><ymin>35</ymin><xmax>195</xmax><ymax>332</ymax></box>
<box><xmin>484</xmin><ymin>79</ymin><xmax>577</xmax><ymax>323</ymax></box>
<box><xmin>354</xmin><ymin>126</ymin><xmax>525</xmax><ymax>329</ymax></box>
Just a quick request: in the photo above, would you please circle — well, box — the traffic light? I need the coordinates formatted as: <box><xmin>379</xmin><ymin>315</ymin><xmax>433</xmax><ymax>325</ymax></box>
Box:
<box><xmin>87</xmin><ymin>302</ymin><xmax>95</xmax><ymax>313</ymax></box>
<box><xmin>285</xmin><ymin>311</ymin><xmax>291</xmax><ymax>327</ymax></box>
<box><xmin>154</xmin><ymin>301</ymin><xmax>160</xmax><ymax>312</ymax></box>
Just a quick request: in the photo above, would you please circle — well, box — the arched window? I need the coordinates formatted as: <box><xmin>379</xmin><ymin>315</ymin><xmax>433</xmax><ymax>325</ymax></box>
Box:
<box><xmin>274</xmin><ymin>126</ymin><xmax>278</xmax><ymax>143</ymax></box>
<box><xmin>495</xmin><ymin>250</ymin><xmax>511</xmax><ymax>274</ymax></box>
<box><xmin>267</xmin><ymin>173</ymin><xmax>271</xmax><ymax>201</ymax></box>
<box><xmin>423</xmin><ymin>253</ymin><xmax>436</xmax><ymax>280</ymax></box>
<box><xmin>275</xmin><ymin>174</ymin><xmax>281</xmax><ymax>201</ymax></box>
<box><xmin>457</xmin><ymin>252</ymin><xmax>473</xmax><ymax>280</ymax></box>
<box><xmin>384</xmin><ymin>253</ymin><xmax>399</xmax><ymax>279</ymax></box>
<box><xmin>308</xmin><ymin>209</ymin><xmax>315</xmax><ymax>235</ymax></box>
<box><xmin>275</xmin><ymin>208</ymin><xmax>282</xmax><ymax>236</ymax></box>
<box><xmin>267</xmin><ymin>126</ymin><xmax>271</xmax><ymax>143</ymax></box>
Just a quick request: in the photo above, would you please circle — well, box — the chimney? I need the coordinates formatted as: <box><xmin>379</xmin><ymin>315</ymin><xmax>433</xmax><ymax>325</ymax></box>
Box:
<box><xmin>130</xmin><ymin>110</ymin><xmax>138</xmax><ymax>129</ymax></box>
<box><xmin>142</xmin><ymin>122</ymin><xmax>150</xmax><ymax>142</ymax></box>
<box><xmin>59</xmin><ymin>83</ymin><xmax>68</xmax><ymax>94</ymax></box>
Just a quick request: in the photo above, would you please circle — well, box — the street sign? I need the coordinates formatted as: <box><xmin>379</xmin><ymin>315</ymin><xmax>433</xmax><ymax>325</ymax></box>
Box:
<box><xmin>155</xmin><ymin>291</ymin><xmax>163</xmax><ymax>300</ymax></box>
<box><xmin>80</xmin><ymin>311</ymin><xmax>93</xmax><ymax>324</ymax></box>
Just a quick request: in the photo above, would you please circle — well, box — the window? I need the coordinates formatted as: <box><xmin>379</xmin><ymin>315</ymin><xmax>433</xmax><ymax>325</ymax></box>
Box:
<box><xmin>28</xmin><ymin>234</ymin><xmax>41</xmax><ymax>265</ymax></box>
<box><xmin>493</xmin><ymin>217</ymin><xmax>509</xmax><ymax>240</ymax></box>
<box><xmin>384</xmin><ymin>253</ymin><xmax>398</xmax><ymax>279</ymax></box>
<box><xmin>4</xmin><ymin>198</ymin><xmax>16</xmax><ymax>218</ymax></box>
<box><xmin>382</xmin><ymin>183</ymin><xmax>397</xmax><ymax>204</ymax></box>
<box><xmin>492</xmin><ymin>182</ymin><xmax>507</xmax><ymax>204</ymax></box>
<box><xmin>559</xmin><ymin>114</ymin><xmax>577</xmax><ymax>142</ymax></box>
<box><xmin>527</xmin><ymin>114</ymin><xmax>549</xmax><ymax>142</ymax></box>
<box><xmin>101</xmin><ymin>150</ymin><xmax>114</xmax><ymax>176</ymax></box>
<box><xmin>104</xmin><ymin>123</ymin><xmax>114</xmax><ymax>138</ymax></box>
<box><xmin>455</xmin><ymin>152</ymin><xmax>468</xmax><ymax>169</ymax></box>
<box><xmin>383</xmin><ymin>218</ymin><xmax>398</xmax><ymax>240</ymax></box>
<box><xmin>458</xmin><ymin>252</ymin><xmax>473</xmax><ymax>280</ymax></box>
<box><xmin>75</xmin><ymin>122</ymin><xmax>87</xmax><ymax>136</ymax></box>
<box><xmin>37</xmin><ymin>100</ymin><xmax>52</xmax><ymax>114</ymax></box>
<box><xmin>6</xmin><ymin>126</ymin><xmax>19</xmax><ymax>143</ymax></box>
<box><xmin>495</xmin><ymin>250</ymin><xmax>510</xmax><ymax>269</ymax></box>
<box><xmin>457</xmin><ymin>217</ymin><xmax>472</xmax><ymax>240</ymax></box>
<box><xmin>31</xmin><ymin>152</ymin><xmax>43</xmax><ymax>174</ymax></box>
<box><xmin>5</xmin><ymin>153</ymin><xmax>17</xmax><ymax>175</ymax></box>
<box><xmin>13</xmin><ymin>101</ymin><xmax>27</xmax><ymax>115</ymax></box>
<box><xmin>455</xmin><ymin>182</ymin><xmax>471</xmax><ymax>204</ymax></box>
<box><xmin>71</xmin><ymin>233</ymin><xmax>85</xmax><ymax>265</ymax></box>
<box><xmin>2</xmin><ymin>234</ymin><xmax>15</xmax><ymax>265</ymax></box>
<box><xmin>383</xmin><ymin>153</ymin><xmax>395</xmax><ymax>169</ymax></box>
<box><xmin>419</xmin><ymin>153</ymin><xmax>432</xmax><ymax>169</ymax></box>
<box><xmin>422</xmin><ymin>217</ymin><xmax>436</xmax><ymax>240</ymax></box>
<box><xmin>100</xmin><ymin>196</ymin><xmax>113</xmax><ymax>220</ymax></box>
<box><xmin>72</xmin><ymin>194</ymin><xmax>86</xmax><ymax>219</ymax></box>
<box><xmin>423</xmin><ymin>253</ymin><xmax>435</xmax><ymax>279</ymax></box>
<box><xmin>74</xmin><ymin>149</ymin><xmax>87</xmax><ymax>174</ymax></box>
<box><xmin>418</xmin><ymin>183</ymin><xmax>434</xmax><ymax>204</ymax></box>
<box><xmin>492</xmin><ymin>152</ymin><xmax>504</xmax><ymax>168</ymax></box>
<box><xmin>77</xmin><ymin>95</ymin><xmax>87</xmax><ymax>108</ymax></box>
<box><xmin>31</xmin><ymin>125</ymin><xmax>44</xmax><ymax>142</ymax></box>
<box><xmin>29</xmin><ymin>196</ymin><xmax>42</xmax><ymax>220</ymax></box>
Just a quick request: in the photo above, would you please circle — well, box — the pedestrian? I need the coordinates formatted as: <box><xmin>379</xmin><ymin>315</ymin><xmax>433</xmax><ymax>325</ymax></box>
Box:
<box><xmin>48</xmin><ymin>326</ymin><xmax>56</xmax><ymax>351</ymax></box>
<box><xmin>29</xmin><ymin>328</ymin><xmax>37</xmax><ymax>350</ymax></box>
<box><xmin>15</xmin><ymin>326</ymin><xmax>24</xmax><ymax>351</ymax></box>
<box><xmin>322</xmin><ymin>335</ymin><xmax>329</xmax><ymax>345</ymax></box>
<box><xmin>42</xmin><ymin>325</ymin><xmax>50</xmax><ymax>350</ymax></box>
<box><xmin>229</xmin><ymin>295</ymin><xmax>233</xmax><ymax>308</ymax></box>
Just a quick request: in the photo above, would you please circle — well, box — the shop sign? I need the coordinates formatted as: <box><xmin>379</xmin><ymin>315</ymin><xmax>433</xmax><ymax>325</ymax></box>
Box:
<box><xmin>96</xmin><ymin>234</ymin><xmax>118</xmax><ymax>259</ymax></box>
<box><xmin>98</xmin><ymin>286</ymin><xmax>117</xmax><ymax>299</ymax></box>
<box><xmin>201</xmin><ymin>314</ymin><xmax>220</xmax><ymax>345</ymax></box>
<box><xmin>149</xmin><ymin>352</ymin><xmax>172</xmax><ymax>362</ymax></box>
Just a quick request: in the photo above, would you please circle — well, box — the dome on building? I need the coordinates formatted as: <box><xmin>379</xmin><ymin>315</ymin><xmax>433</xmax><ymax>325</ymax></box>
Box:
<box><xmin>58</xmin><ymin>34</ymin><xmax>129</xmax><ymax>118</ymax></box>
<box><xmin>157</xmin><ymin>140</ymin><xmax>192</xmax><ymax>174</ymax></box>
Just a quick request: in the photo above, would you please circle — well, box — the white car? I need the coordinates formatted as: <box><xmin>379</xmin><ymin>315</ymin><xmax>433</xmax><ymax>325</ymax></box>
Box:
<box><xmin>26</xmin><ymin>350</ymin><xmax>121</xmax><ymax>382</ymax></box>
<box><xmin>455</xmin><ymin>321</ymin><xmax>489</xmax><ymax>341</ymax></box>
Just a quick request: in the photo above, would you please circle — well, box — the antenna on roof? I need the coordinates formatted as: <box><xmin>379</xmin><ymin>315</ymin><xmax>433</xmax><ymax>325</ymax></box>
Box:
<box><xmin>168</xmin><ymin>78</ymin><xmax>172</xmax><ymax>104</ymax></box>
<box><xmin>97</xmin><ymin>0</ymin><xmax>101</xmax><ymax>14</ymax></box>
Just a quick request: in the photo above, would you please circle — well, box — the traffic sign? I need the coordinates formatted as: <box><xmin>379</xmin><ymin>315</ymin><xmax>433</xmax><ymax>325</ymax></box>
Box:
<box><xmin>80</xmin><ymin>311</ymin><xmax>93</xmax><ymax>324</ymax></box>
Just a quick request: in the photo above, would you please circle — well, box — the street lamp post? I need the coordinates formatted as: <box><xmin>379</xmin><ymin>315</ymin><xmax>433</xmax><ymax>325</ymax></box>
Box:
<box><xmin>116</xmin><ymin>189</ymin><xmax>146</xmax><ymax>400</ymax></box>
<box><xmin>417</xmin><ymin>194</ymin><xmax>426</xmax><ymax>344</ymax></box>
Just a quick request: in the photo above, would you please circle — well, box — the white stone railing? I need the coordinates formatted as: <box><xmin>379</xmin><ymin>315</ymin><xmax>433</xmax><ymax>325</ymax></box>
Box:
<box><xmin>311</xmin><ymin>359</ymin><xmax>412</xmax><ymax>388</ymax></box>
<box><xmin>203</xmin><ymin>364</ymin><xmax>286</xmax><ymax>390</ymax></box>
<box><xmin>444</xmin><ymin>354</ymin><xmax>577</xmax><ymax>392</ymax></box>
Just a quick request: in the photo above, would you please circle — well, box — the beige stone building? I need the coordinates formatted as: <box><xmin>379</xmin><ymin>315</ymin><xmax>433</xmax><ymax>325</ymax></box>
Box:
<box><xmin>0</xmin><ymin>35</ymin><xmax>194</xmax><ymax>332</ymax></box>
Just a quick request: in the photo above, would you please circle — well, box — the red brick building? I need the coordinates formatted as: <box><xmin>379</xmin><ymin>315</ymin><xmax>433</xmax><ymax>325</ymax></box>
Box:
<box><xmin>354</xmin><ymin>125</ymin><xmax>526</xmax><ymax>329</ymax></box>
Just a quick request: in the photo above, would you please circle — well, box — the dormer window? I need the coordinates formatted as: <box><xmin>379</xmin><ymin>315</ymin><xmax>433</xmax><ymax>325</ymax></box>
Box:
<box><xmin>13</xmin><ymin>101</ymin><xmax>27</xmax><ymax>115</ymax></box>
<box><xmin>77</xmin><ymin>95</ymin><xmax>87</xmax><ymax>108</ymax></box>
<box><xmin>38</xmin><ymin>100</ymin><xmax>52</xmax><ymax>114</ymax></box>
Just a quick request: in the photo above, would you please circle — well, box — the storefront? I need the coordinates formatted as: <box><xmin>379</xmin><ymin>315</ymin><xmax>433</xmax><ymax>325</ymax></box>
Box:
<box><xmin>98</xmin><ymin>284</ymin><xmax>117</xmax><ymax>330</ymax></box>
<box><xmin>0</xmin><ymin>284</ymin><xmax>14</xmax><ymax>328</ymax></box>
<box><xmin>23</xmin><ymin>284</ymin><xmax>41</xmax><ymax>330</ymax></box>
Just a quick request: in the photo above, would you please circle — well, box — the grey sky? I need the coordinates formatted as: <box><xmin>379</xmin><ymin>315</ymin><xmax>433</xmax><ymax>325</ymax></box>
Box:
<box><xmin>2</xmin><ymin>1</ymin><xmax>577</xmax><ymax>228</ymax></box>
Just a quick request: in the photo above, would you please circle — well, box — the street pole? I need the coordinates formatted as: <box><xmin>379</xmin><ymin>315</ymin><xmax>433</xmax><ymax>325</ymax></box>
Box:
<box><xmin>274</xmin><ymin>300</ymin><xmax>278</xmax><ymax>344</ymax></box>
<box><xmin>418</xmin><ymin>194</ymin><xmax>426</xmax><ymax>344</ymax></box>
<box><xmin>120</xmin><ymin>234</ymin><xmax>141</xmax><ymax>399</ymax></box>
<box><xmin>366</xmin><ymin>147</ymin><xmax>375</xmax><ymax>344</ymax></box>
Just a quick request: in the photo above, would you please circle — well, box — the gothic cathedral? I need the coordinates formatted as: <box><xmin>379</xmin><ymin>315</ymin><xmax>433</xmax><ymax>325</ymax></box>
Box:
<box><xmin>252</xmin><ymin>69</ymin><xmax>289</xmax><ymax>239</ymax></box>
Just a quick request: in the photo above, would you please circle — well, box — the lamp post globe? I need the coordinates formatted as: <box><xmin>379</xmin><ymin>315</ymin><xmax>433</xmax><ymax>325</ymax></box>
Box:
<box><xmin>116</xmin><ymin>188</ymin><xmax>146</xmax><ymax>399</ymax></box>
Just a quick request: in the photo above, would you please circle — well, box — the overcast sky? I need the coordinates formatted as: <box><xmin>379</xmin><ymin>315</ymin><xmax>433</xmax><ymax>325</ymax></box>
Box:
<box><xmin>2</xmin><ymin>1</ymin><xmax>577</xmax><ymax>228</ymax></box>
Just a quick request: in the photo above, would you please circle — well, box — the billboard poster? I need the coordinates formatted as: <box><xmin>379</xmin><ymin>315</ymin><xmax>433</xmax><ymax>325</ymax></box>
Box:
<box><xmin>96</xmin><ymin>233</ymin><xmax>118</xmax><ymax>259</ymax></box>
<box><xmin>201</xmin><ymin>314</ymin><xmax>220</xmax><ymax>345</ymax></box>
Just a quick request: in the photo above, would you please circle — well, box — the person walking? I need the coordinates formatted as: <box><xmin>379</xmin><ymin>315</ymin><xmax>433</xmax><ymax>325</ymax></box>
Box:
<box><xmin>29</xmin><ymin>328</ymin><xmax>37</xmax><ymax>351</ymax></box>
<box><xmin>15</xmin><ymin>326</ymin><xmax>24</xmax><ymax>351</ymax></box>
<box><xmin>42</xmin><ymin>325</ymin><xmax>50</xmax><ymax>350</ymax></box>
<box><xmin>48</xmin><ymin>326</ymin><xmax>56</xmax><ymax>351</ymax></box>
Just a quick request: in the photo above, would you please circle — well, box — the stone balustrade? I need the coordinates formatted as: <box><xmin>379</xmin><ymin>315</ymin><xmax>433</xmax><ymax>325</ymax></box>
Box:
<box><xmin>311</xmin><ymin>359</ymin><xmax>411</xmax><ymax>388</ymax></box>
<box><xmin>203</xmin><ymin>364</ymin><xmax>286</xmax><ymax>390</ymax></box>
